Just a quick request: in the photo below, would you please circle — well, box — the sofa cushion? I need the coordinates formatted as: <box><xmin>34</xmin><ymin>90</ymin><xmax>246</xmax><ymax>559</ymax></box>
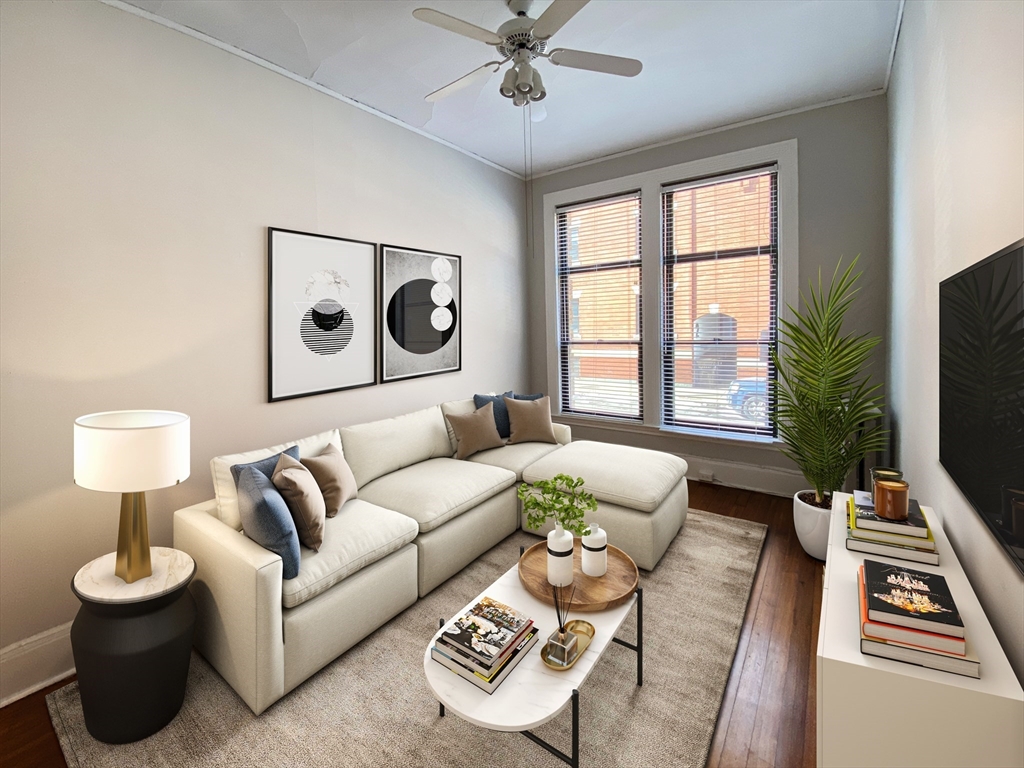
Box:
<box><xmin>447</xmin><ymin>401</ymin><xmax>505</xmax><ymax>460</ymax></box>
<box><xmin>281</xmin><ymin>500</ymin><xmax>419</xmax><ymax>609</ymax></box>
<box><xmin>358</xmin><ymin>458</ymin><xmax>516</xmax><ymax>533</ymax></box>
<box><xmin>300</xmin><ymin>443</ymin><xmax>357</xmax><ymax>517</ymax></box>
<box><xmin>212</xmin><ymin>429</ymin><xmax>342</xmax><ymax>530</ymax></box>
<box><xmin>236</xmin><ymin>466</ymin><xmax>301</xmax><ymax>580</ymax></box>
<box><xmin>522</xmin><ymin>440</ymin><xmax>688</xmax><ymax>513</ymax></box>
<box><xmin>468</xmin><ymin>441</ymin><xmax>563</xmax><ymax>481</ymax></box>
<box><xmin>271</xmin><ymin>453</ymin><xmax>326</xmax><ymax>552</ymax></box>
<box><xmin>340</xmin><ymin>405</ymin><xmax>452</xmax><ymax>488</ymax></box>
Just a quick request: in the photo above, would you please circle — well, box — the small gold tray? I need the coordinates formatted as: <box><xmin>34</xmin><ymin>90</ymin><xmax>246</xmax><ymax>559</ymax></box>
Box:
<box><xmin>540</xmin><ymin>620</ymin><xmax>595</xmax><ymax>671</ymax></box>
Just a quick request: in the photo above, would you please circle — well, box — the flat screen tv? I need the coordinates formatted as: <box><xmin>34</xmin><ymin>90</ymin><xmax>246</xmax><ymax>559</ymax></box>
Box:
<box><xmin>939</xmin><ymin>238</ymin><xmax>1024</xmax><ymax>576</ymax></box>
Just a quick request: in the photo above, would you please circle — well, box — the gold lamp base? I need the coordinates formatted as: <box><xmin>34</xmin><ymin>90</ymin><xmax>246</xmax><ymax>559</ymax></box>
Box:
<box><xmin>115</xmin><ymin>491</ymin><xmax>152</xmax><ymax>583</ymax></box>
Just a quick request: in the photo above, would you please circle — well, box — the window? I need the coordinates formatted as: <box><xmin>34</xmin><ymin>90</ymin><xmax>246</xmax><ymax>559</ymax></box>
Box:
<box><xmin>556</xmin><ymin>193</ymin><xmax>642</xmax><ymax>420</ymax></box>
<box><xmin>662</xmin><ymin>167</ymin><xmax>778</xmax><ymax>436</ymax></box>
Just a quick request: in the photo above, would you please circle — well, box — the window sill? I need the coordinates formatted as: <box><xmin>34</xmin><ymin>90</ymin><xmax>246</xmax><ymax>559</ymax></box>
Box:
<box><xmin>554</xmin><ymin>413</ymin><xmax>783</xmax><ymax>448</ymax></box>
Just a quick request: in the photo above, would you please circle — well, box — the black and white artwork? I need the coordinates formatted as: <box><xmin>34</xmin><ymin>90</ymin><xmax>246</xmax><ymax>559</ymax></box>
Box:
<box><xmin>268</xmin><ymin>228</ymin><xmax>376</xmax><ymax>401</ymax></box>
<box><xmin>381</xmin><ymin>245</ymin><xmax>461</xmax><ymax>382</ymax></box>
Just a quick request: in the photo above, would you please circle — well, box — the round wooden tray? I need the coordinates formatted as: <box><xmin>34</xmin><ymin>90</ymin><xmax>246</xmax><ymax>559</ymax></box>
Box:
<box><xmin>517</xmin><ymin>540</ymin><xmax>639</xmax><ymax>612</ymax></box>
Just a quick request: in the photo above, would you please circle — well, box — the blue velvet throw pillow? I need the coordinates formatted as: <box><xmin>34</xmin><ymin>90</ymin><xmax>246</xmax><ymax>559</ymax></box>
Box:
<box><xmin>234</xmin><ymin>464</ymin><xmax>301</xmax><ymax>580</ymax></box>
<box><xmin>230</xmin><ymin>445</ymin><xmax>300</xmax><ymax>487</ymax></box>
<box><xmin>474</xmin><ymin>391</ymin><xmax>515</xmax><ymax>438</ymax></box>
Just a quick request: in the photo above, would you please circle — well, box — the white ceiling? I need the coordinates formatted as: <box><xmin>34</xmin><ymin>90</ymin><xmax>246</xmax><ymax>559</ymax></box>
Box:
<box><xmin>119</xmin><ymin>0</ymin><xmax>902</xmax><ymax>176</ymax></box>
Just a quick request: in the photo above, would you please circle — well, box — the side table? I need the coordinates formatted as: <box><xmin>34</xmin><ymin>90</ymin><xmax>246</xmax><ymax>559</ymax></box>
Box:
<box><xmin>70</xmin><ymin>546</ymin><xmax>196</xmax><ymax>743</ymax></box>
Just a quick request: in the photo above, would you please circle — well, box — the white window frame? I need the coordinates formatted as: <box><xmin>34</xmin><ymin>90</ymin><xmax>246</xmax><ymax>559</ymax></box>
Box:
<box><xmin>542</xmin><ymin>139</ymin><xmax>799</xmax><ymax>443</ymax></box>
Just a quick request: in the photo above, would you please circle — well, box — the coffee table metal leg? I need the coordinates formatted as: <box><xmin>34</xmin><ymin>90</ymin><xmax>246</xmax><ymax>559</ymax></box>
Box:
<box><xmin>438</xmin><ymin>618</ymin><xmax>445</xmax><ymax>718</ymax></box>
<box><xmin>522</xmin><ymin>688</ymin><xmax>579</xmax><ymax>767</ymax></box>
<box><xmin>612</xmin><ymin>585</ymin><xmax>643</xmax><ymax>686</ymax></box>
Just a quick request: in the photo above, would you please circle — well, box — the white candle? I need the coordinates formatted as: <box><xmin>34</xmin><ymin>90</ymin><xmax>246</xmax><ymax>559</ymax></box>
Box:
<box><xmin>547</xmin><ymin>524</ymin><xmax>574</xmax><ymax>587</ymax></box>
<box><xmin>581</xmin><ymin>523</ymin><xmax>607</xmax><ymax>577</ymax></box>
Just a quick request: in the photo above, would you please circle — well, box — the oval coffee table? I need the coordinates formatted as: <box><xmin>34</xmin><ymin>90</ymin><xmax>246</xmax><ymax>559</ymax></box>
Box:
<box><xmin>423</xmin><ymin>550</ymin><xmax>643</xmax><ymax>767</ymax></box>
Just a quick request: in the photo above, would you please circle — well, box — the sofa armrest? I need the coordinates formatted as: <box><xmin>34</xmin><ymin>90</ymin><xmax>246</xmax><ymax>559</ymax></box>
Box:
<box><xmin>553</xmin><ymin>423</ymin><xmax>572</xmax><ymax>445</ymax></box>
<box><xmin>174</xmin><ymin>503</ymin><xmax>285</xmax><ymax>715</ymax></box>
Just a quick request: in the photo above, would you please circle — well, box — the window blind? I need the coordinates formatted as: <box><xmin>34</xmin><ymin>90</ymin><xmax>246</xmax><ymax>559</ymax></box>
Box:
<box><xmin>556</xmin><ymin>192</ymin><xmax>642</xmax><ymax>420</ymax></box>
<box><xmin>661</xmin><ymin>167</ymin><xmax>778</xmax><ymax>436</ymax></box>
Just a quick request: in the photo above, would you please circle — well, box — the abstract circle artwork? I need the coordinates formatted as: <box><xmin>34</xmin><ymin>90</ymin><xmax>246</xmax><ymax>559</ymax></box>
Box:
<box><xmin>386</xmin><ymin>278</ymin><xmax>457</xmax><ymax>354</ymax></box>
<box><xmin>300</xmin><ymin>298</ymin><xmax>354</xmax><ymax>356</ymax></box>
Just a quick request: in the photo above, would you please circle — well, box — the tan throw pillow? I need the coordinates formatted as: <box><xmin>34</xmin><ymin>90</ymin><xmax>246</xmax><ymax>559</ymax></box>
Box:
<box><xmin>300</xmin><ymin>442</ymin><xmax>357</xmax><ymax>517</ymax></box>
<box><xmin>446</xmin><ymin>401</ymin><xmax>505</xmax><ymax>460</ymax></box>
<box><xmin>271</xmin><ymin>453</ymin><xmax>326</xmax><ymax>552</ymax></box>
<box><xmin>505</xmin><ymin>395</ymin><xmax>557</xmax><ymax>445</ymax></box>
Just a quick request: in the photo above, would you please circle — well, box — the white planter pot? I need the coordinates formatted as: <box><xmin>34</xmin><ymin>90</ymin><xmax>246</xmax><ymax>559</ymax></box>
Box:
<box><xmin>793</xmin><ymin>491</ymin><xmax>831</xmax><ymax>561</ymax></box>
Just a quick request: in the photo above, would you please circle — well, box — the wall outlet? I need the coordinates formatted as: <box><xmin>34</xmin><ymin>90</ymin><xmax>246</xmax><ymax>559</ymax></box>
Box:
<box><xmin>698</xmin><ymin>469</ymin><xmax>715</xmax><ymax>482</ymax></box>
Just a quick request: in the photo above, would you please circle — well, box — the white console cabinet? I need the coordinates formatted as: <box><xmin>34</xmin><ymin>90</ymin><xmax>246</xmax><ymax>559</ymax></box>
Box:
<box><xmin>817</xmin><ymin>493</ymin><xmax>1024</xmax><ymax>768</ymax></box>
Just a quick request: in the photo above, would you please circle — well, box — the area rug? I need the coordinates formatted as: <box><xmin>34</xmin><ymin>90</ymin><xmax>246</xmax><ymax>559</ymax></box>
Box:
<box><xmin>47</xmin><ymin>509</ymin><xmax>766</xmax><ymax>768</ymax></box>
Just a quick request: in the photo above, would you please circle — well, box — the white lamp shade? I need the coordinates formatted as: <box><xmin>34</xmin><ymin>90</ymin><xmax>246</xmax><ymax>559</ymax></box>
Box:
<box><xmin>74</xmin><ymin>410</ymin><xmax>190</xmax><ymax>492</ymax></box>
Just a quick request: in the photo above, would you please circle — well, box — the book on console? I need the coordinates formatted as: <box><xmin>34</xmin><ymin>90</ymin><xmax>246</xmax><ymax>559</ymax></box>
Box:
<box><xmin>438</xmin><ymin>596</ymin><xmax>532</xmax><ymax>666</ymax></box>
<box><xmin>863</xmin><ymin>559</ymin><xmax>964</xmax><ymax>638</ymax></box>
<box><xmin>858</xmin><ymin>566</ymin><xmax>966</xmax><ymax>655</ymax></box>
<box><xmin>847</xmin><ymin>499</ymin><xmax>935</xmax><ymax>549</ymax></box>
<box><xmin>432</xmin><ymin>626</ymin><xmax>539</xmax><ymax>694</ymax></box>
<box><xmin>436</xmin><ymin>620</ymin><xmax>534</xmax><ymax>675</ymax></box>
<box><xmin>859</xmin><ymin>627</ymin><xmax>980</xmax><ymax>678</ymax></box>
<box><xmin>852</xmin><ymin>497</ymin><xmax>930</xmax><ymax>539</ymax></box>
<box><xmin>845</xmin><ymin>532</ymin><xmax>939</xmax><ymax>565</ymax></box>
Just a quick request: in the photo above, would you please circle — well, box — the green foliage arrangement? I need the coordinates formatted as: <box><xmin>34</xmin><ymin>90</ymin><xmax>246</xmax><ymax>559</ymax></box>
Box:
<box><xmin>518</xmin><ymin>474</ymin><xmax>596</xmax><ymax>536</ymax></box>
<box><xmin>770</xmin><ymin>257</ymin><xmax>888</xmax><ymax>505</ymax></box>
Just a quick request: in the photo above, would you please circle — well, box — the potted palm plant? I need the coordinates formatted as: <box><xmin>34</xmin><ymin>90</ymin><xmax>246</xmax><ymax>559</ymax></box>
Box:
<box><xmin>770</xmin><ymin>257</ymin><xmax>888</xmax><ymax>560</ymax></box>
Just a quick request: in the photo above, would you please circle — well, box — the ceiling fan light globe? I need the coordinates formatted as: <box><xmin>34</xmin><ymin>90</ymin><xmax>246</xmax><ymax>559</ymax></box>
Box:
<box><xmin>515</xmin><ymin>62</ymin><xmax>534</xmax><ymax>93</ymax></box>
<box><xmin>499</xmin><ymin>67</ymin><xmax>518</xmax><ymax>98</ymax></box>
<box><xmin>512</xmin><ymin>91</ymin><xmax>527</xmax><ymax>107</ymax></box>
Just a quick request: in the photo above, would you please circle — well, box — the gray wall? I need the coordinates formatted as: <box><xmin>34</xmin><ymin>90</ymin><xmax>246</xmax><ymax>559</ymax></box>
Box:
<box><xmin>887</xmin><ymin>0</ymin><xmax>1024</xmax><ymax>682</ymax></box>
<box><xmin>0</xmin><ymin>0</ymin><xmax>526</xmax><ymax>697</ymax></box>
<box><xmin>527</xmin><ymin>96</ymin><xmax>890</xmax><ymax>483</ymax></box>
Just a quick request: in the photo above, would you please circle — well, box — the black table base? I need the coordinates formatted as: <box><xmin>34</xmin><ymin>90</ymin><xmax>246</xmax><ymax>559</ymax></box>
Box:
<box><xmin>71</xmin><ymin>578</ymin><xmax>195</xmax><ymax>744</ymax></box>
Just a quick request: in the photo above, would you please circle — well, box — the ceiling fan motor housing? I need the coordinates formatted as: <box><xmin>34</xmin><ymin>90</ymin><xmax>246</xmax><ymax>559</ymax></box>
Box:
<box><xmin>496</xmin><ymin>16</ymin><xmax>547</xmax><ymax>59</ymax></box>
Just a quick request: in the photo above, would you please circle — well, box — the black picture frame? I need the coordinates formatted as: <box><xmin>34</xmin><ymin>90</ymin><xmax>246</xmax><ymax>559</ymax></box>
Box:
<box><xmin>380</xmin><ymin>244</ymin><xmax>462</xmax><ymax>383</ymax></box>
<box><xmin>268</xmin><ymin>227</ymin><xmax>378</xmax><ymax>402</ymax></box>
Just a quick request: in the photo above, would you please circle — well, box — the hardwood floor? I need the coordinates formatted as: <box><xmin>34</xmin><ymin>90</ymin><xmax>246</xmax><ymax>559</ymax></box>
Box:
<box><xmin>0</xmin><ymin>481</ymin><xmax>820</xmax><ymax>768</ymax></box>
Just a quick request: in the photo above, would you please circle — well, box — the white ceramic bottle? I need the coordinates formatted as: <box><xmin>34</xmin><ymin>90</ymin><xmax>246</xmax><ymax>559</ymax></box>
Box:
<box><xmin>581</xmin><ymin>523</ymin><xmax>607</xmax><ymax>577</ymax></box>
<box><xmin>547</xmin><ymin>523</ymin><xmax>574</xmax><ymax>587</ymax></box>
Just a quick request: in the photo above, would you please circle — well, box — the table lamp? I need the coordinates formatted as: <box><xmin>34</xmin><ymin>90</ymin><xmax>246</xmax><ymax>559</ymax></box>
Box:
<box><xmin>74</xmin><ymin>410</ymin><xmax>190</xmax><ymax>583</ymax></box>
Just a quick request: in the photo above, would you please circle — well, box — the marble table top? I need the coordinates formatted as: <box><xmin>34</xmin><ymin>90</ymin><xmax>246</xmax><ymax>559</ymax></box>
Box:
<box><xmin>73</xmin><ymin>547</ymin><xmax>195</xmax><ymax>604</ymax></box>
<box><xmin>423</xmin><ymin>560</ymin><xmax>636</xmax><ymax>732</ymax></box>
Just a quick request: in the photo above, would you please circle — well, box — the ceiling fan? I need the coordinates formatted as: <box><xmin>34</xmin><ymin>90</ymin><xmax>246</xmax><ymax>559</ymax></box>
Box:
<box><xmin>413</xmin><ymin>0</ymin><xmax>643</xmax><ymax>107</ymax></box>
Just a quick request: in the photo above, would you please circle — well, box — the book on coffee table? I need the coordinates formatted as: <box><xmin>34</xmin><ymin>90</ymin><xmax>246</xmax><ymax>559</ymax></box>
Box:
<box><xmin>432</xmin><ymin>626</ymin><xmax>539</xmax><ymax>694</ymax></box>
<box><xmin>437</xmin><ymin>596</ymin><xmax>532</xmax><ymax>666</ymax></box>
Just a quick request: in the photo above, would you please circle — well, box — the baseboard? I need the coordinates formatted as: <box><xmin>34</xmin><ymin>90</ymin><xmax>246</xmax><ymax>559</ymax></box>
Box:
<box><xmin>680</xmin><ymin>454</ymin><xmax>805</xmax><ymax>498</ymax></box>
<box><xmin>0</xmin><ymin>621</ymin><xmax>75</xmax><ymax>708</ymax></box>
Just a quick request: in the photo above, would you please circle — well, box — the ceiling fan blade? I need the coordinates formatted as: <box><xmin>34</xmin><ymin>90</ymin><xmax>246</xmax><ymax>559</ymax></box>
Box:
<box><xmin>412</xmin><ymin>8</ymin><xmax>503</xmax><ymax>46</ymax></box>
<box><xmin>548</xmin><ymin>48</ymin><xmax>643</xmax><ymax>77</ymax></box>
<box><xmin>425</xmin><ymin>61</ymin><xmax>502</xmax><ymax>102</ymax></box>
<box><xmin>531</xmin><ymin>0</ymin><xmax>590</xmax><ymax>41</ymax></box>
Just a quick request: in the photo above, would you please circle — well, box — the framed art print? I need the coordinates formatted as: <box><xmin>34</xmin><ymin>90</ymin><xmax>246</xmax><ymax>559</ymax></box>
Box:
<box><xmin>268</xmin><ymin>228</ymin><xmax>377</xmax><ymax>401</ymax></box>
<box><xmin>380</xmin><ymin>245</ymin><xmax>461</xmax><ymax>382</ymax></box>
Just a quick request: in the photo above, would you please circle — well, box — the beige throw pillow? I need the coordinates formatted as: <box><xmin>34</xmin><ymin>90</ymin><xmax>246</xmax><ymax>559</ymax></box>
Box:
<box><xmin>271</xmin><ymin>453</ymin><xmax>326</xmax><ymax>551</ymax></box>
<box><xmin>505</xmin><ymin>395</ymin><xmax>557</xmax><ymax>444</ymax></box>
<box><xmin>300</xmin><ymin>442</ymin><xmax>357</xmax><ymax>517</ymax></box>
<box><xmin>446</xmin><ymin>401</ymin><xmax>505</xmax><ymax>460</ymax></box>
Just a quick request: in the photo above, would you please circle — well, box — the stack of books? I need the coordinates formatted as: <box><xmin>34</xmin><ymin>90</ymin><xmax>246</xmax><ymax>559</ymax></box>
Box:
<box><xmin>431</xmin><ymin>596</ymin><xmax>539</xmax><ymax>694</ymax></box>
<box><xmin>858</xmin><ymin>559</ymin><xmax>979</xmax><ymax>678</ymax></box>
<box><xmin>846</xmin><ymin>493</ymin><xmax>939</xmax><ymax>565</ymax></box>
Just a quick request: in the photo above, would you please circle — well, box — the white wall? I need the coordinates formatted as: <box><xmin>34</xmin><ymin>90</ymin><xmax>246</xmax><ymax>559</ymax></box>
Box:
<box><xmin>888</xmin><ymin>0</ymin><xmax>1024</xmax><ymax>682</ymax></box>
<box><xmin>0</xmin><ymin>0</ymin><xmax>526</xmax><ymax>702</ymax></box>
<box><xmin>527</xmin><ymin>96</ymin><xmax>890</xmax><ymax>492</ymax></box>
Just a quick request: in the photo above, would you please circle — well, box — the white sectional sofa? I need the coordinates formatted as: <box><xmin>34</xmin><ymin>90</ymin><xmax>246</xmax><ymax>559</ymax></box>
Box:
<box><xmin>173</xmin><ymin>397</ymin><xmax>687</xmax><ymax>715</ymax></box>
